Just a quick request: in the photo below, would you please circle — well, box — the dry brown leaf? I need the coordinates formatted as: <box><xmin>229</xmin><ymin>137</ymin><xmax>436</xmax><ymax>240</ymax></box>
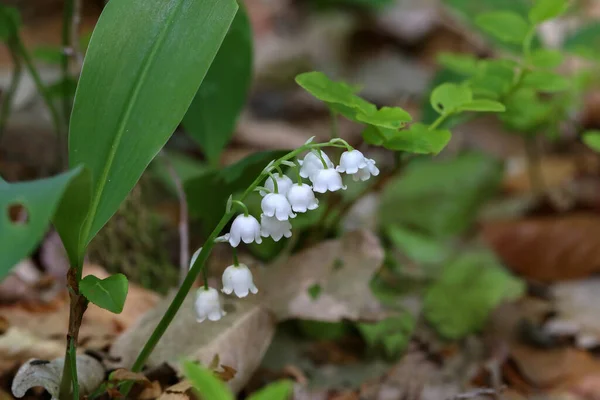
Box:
<box><xmin>110</xmin><ymin>297</ymin><xmax>275</xmax><ymax>393</ymax></box>
<box><xmin>157</xmin><ymin>380</ymin><xmax>195</xmax><ymax>400</ymax></box>
<box><xmin>261</xmin><ymin>230</ymin><xmax>385</xmax><ymax>321</ymax></box>
<box><xmin>139</xmin><ymin>381</ymin><xmax>163</xmax><ymax>400</ymax></box>
<box><xmin>109</xmin><ymin>368</ymin><xmax>150</xmax><ymax>383</ymax></box>
<box><xmin>215</xmin><ymin>365</ymin><xmax>237</xmax><ymax>382</ymax></box>
<box><xmin>482</xmin><ymin>214</ymin><xmax>600</xmax><ymax>281</ymax></box>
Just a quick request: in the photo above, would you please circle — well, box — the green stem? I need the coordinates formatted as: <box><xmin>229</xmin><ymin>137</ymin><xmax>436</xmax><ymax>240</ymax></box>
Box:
<box><xmin>329</xmin><ymin>107</ymin><xmax>339</xmax><ymax>139</ymax></box>
<box><xmin>293</xmin><ymin>161</ymin><xmax>303</xmax><ymax>185</ymax></box>
<box><xmin>429</xmin><ymin>113</ymin><xmax>450</xmax><ymax>131</ymax></box>
<box><xmin>14</xmin><ymin>36</ymin><xmax>66</xmax><ymax>168</ymax></box>
<box><xmin>267</xmin><ymin>171</ymin><xmax>279</xmax><ymax>193</ymax></box>
<box><xmin>313</xmin><ymin>149</ymin><xmax>329</xmax><ymax>168</ymax></box>
<box><xmin>232</xmin><ymin>247</ymin><xmax>239</xmax><ymax>266</ymax></box>
<box><xmin>0</xmin><ymin>40</ymin><xmax>22</xmax><ymax>139</ymax></box>
<box><xmin>232</xmin><ymin>200</ymin><xmax>249</xmax><ymax>216</ymax></box>
<box><xmin>69</xmin><ymin>338</ymin><xmax>79</xmax><ymax>400</ymax></box>
<box><xmin>125</xmin><ymin>142</ymin><xmax>334</xmax><ymax>386</ymax></box>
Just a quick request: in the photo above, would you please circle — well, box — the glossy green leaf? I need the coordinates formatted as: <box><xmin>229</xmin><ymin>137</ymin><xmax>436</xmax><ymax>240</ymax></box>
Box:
<box><xmin>0</xmin><ymin>5</ymin><xmax>21</xmax><ymax>41</ymax></box>
<box><xmin>186</xmin><ymin>150</ymin><xmax>287</xmax><ymax>230</ymax></box>
<box><xmin>69</xmin><ymin>0</ymin><xmax>238</xmax><ymax>249</ymax></box>
<box><xmin>247</xmin><ymin>380</ymin><xmax>293</xmax><ymax>400</ymax></box>
<box><xmin>182</xmin><ymin>6</ymin><xmax>253</xmax><ymax>166</ymax></box>
<box><xmin>295</xmin><ymin>71</ymin><xmax>375</xmax><ymax>116</ymax></box>
<box><xmin>421</xmin><ymin>68</ymin><xmax>466</xmax><ymax>124</ymax></box>
<box><xmin>383</xmin><ymin>123</ymin><xmax>451</xmax><ymax>155</ymax></box>
<box><xmin>53</xmin><ymin>167</ymin><xmax>92</xmax><ymax>268</ymax></box>
<box><xmin>183</xmin><ymin>361</ymin><xmax>233</xmax><ymax>400</ymax></box>
<box><xmin>358</xmin><ymin>315</ymin><xmax>415</xmax><ymax>358</ymax></box>
<box><xmin>583</xmin><ymin>131</ymin><xmax>600</xmax><ymax>153</ymax></box>
<box><xmin>529</xmin><ymin>0</ymin><xmax>569</xmax><ymax>24</ymax></box>
<box><xmin>522</xmin><ymin>70</ymin><xmax>570</xmax><ymax>92</ymax></box>
<box><xmin>80</xmin><ymin>273</ymin><xmax>129</xmax><ymax>314</ymax></box>
<box><xmin>0</xmin><ymin>168</ymin><xmax>83</xmax><ymax>280</ymax></box>
<box><xmin>475</xmin><ymin>11</ymin><xmax>530</xmax><ymax>44</ymax></box>
<box><xmin>458</xmin><ymin>99</ymin><xmax>506</xmax><ymax>112</ymax></box>
<box><xmin>528</xmin><ymin>49</ymin><xmax>564</xmax><ymax>69</ymax></box>
<box><xmin>564</xmin><ymin>23</ymin><xmax>600</xmax><ymax>61</ymax></box>
<box><xmin>430</xmin><ymin>83</ymin><xmax>473</xmax><ymax>115</ymax></box>
<box><xmin>379</xmin><ymin>152</ymin><xmax>503</xmax><ymax>237</ymax></box>
<box><xmin>356</xmin><ymin>106</ymin><xmax>412</xmax><ymax>129</ymax></box>
<box><xmin>424</xmin><ymin>251</ymin><xmax>524</xmax><ymax>339</ymax></box>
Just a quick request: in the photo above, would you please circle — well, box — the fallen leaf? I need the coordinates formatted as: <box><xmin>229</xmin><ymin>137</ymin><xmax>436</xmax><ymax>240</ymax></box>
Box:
<box><xmin>482</xmin><ymin>214</ymin><xmax>600</xmax><ymax>281</ymax></box>
<box><xmin>11</xmin><ymin>355</ymin><xmax>105</xmax><ymax>399</ymax></box>
<box><xmin>109</xmin><ymin>368</ymin><xmax>150</xmax><ymax>383</ymax></box>
<box><xmin>158</xmin><ymin>380</ymin><xmax>194</xmax><ymax>400</ymax></box>
<box><xmin>262</xmin><ymin>230</ymin><xmax>385</xmax><ymax>322</ymax></box>
<box><xmin>215</xmin><ymin>365</ymin><xmax>237</xmax><ymax>382</ymax></box>
<box><xmin>139</xmin><ymin>381</ymin><xmax>163</xmax><ymax>400</ymax></box>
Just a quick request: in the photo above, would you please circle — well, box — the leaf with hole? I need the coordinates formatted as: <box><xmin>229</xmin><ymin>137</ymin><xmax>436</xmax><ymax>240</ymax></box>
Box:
<box><xmin>529</xmin><ymin>0</ymin><xmax>569</xmax><ymax>24</ymax></box>
<box><xmin>383</xmin><ymin>123</ymin><xmax>451</xmax><ymax>155</ymax></box>
<box><xmin>0</xmin><ymin>167</ymin><xmax>83</xmax><ymax>281</ymax></box>
<box><xmin>247</xmin><ymin>380</ymin><xmax>293</xmax><ymax>400</ymax></box>
<box><xmin>475</xmin><ymin>11</ymin><xmax>530</xmax><ymax>44</ymax></box>
<box><xmin>458</xmin><ymin>99</ymin><xmax>506</xmax><ymax>112</ymax></box>
<box><xmin>583</xmin><ymin>131</ymin><xmax>600</xmax><ymax>153</ymax></box>
<box><xmin>183</xmin><ymin>360</ymin><xmax>233</xmax><ymax>400</ymax></box>
<box><xmin>430</xmin><ymin>83</ymin><xmax>473</xmax><ymax>115</ymax></box>
<box><xmin>68</xmin><ymin>0</ymin><xmax>238</xmax><ymax>252</ymax></box>
<box><xmin>355</xmin><ymin>106</ymin><xmax>412</xmax><ymax>129</ymax></box>
<box><xmin>182</xmin><ymin>6</ymin><xmax>253</xmax><ymax>166</ymax></box>
<box><xmin>80</xmin><ymin>273</ymin><xmax>129</xmax><ymax>314</ymax></box>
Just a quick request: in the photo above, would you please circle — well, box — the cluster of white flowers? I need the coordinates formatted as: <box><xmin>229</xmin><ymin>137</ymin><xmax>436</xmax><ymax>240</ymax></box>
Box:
<box><xmin>194</xmin><ymin>147</ymin><xmax>379</xmax><ymax>323</ymax></box>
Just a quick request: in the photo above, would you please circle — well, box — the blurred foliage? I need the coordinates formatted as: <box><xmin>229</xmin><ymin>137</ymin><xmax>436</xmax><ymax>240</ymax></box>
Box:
<box><xmin>358</xmin><ymin>315</ymin><xmax>415</xmax><ymax>359</ymax></box>
<box><xmin>379</xmin><ymin>152</ymin><xmax>503</xmax><ymax>238</ymax></box>
<box><xmin>424</xmin><ymin>250</ymin><xmax>524</xmax><ymax>339</ymax></box>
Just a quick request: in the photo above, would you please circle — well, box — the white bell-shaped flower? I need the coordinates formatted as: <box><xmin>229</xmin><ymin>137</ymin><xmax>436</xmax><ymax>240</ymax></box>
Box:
<box><xmin>222</xmin><ymin>263</ymin><xmax>258</xmax><ymax>298</ymax></box>
<box><xmin>352</xmin><ymin>158</ymin><xmax>380</xmax><ymax>182</ymax></box>
<box><xmin>261</xmin><ymin>193</ymin><xmax>296</xmax><ymax>221</ymax></box>
<box><xmin>287</xmin><ymin>183</ymin><xmax>319</xmax><ymax>212</ymax></box>
<box><xmin>337</xmin><ymin>149</ymin><xmax>367</xmax><ymax>174</ymax></box>
<box><xmin>228</xmin><ymin>214</ymin><xmax>262</xmax><ymax>247</ymax></box>
<box><xmin>194</xmin><ymin>287</ymin><xmax>225</xmax><ymax>323</ymax></box>
<box><xmin>260</xmin><ymin>173</ymin><xmax>293</xmax><ymax>196</ymax></box>
<box><xmin>299</xmin><ymin>151</ymin><xmax>334</xmax><ymax>179</ymax></box>
<box><xmin>312</xmin><ymin>168</ymin><xmax>347</xmax><ymax>193</ymax></box>
<box><xmin>260</xmin><ymin>214</ymin><xmax>292</xmax><ymax>241</ymax></box>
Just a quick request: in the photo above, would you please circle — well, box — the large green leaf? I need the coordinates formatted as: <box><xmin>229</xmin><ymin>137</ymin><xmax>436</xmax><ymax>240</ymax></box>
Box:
<box><xmin>379</xmin><ymin>152</ymin><xmax>503</xmax><ymax>237</ymax></box>
<box><xmin>529</xmin><ymin>0</ymin><xmax>569</xmax><ymax>24</ymax></box>
<box><xmin>80</xmin><ymin>273</ymin><xmax>129</xmax><ymax>314</ymax></box>
<box><xmin>183</xmin><ymin>361</ymin><xmax>233</xmax><ymax>400</ymax></box>
<box><xmin>475</xmin><ymin>11</ymin><xmax>530</xmax><ymax>44</ymax></box>
<box><xmin>182</xmin><ymin>6</ymin><xmax>253</xmax><ymax>166</ymax></box>
<box><xmin>0</xmin><ymin>167</ymin><xmax>82</xmax><ymax>280</ymax></box>
<box><xmin>424</xmin><ymin>251</ymin><xmax>524</xmax><ymax>339</ymax></box>
<box><xmin>247</xmin><ymin>381</ymin><xmax>293</xmax><ymax>400</ymax></box>
<box><xmin>69</xmin><ymin>0</ymin><xmax>238</xmax><ymax>249</ymax></box>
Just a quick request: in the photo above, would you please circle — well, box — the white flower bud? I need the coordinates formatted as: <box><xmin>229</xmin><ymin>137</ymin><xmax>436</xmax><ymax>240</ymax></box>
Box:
<box><xmin>228</xmin><ymin>214</ymin><xmax>262</xmax><ymax>247</ymax></box>
<box><xmin>286</xmin><ymin>183</ymin><xmax>319</xmax><ymax>212</ymax></box>
<box><xmin>260</xmin><ymin>214</ymin><xmax>292</xmax><ymax>241</ymax></box>
<box><xmin>261</xmin><ymin>193</ymin><xmax>296</xmax><ymax>221</ymax></box>
<box><xmin>194</xmin><ymin>287</ymin><xmax>226</xmax><ymax>322</ymax></box>
<box><xmin>299</xmin><ymin>151</ymin><xmax>334</xmax><ymax>180</ymax></box>
<box><xmin>222</xmin><ymin>263</ymin><xmax>258</xmax><ymax>298</ymax></box>
<box><xmin>352</xmin><ymin>158</ymin><xmax>380</xmax><ymax>182</ymax></box>
<box><xmin>337</xmin><ymin>149</ymin><xmax>367</xmax><ymax>174</ymax></box>
<box><xmin>312</xmin><ymin>168</ymin><xmax>347</xmax><ymax>193</ymax></box>
<box><xmin>260</xmin><ymin>173</ymin><xmax>293</xmax><ymax>196</ymax></box>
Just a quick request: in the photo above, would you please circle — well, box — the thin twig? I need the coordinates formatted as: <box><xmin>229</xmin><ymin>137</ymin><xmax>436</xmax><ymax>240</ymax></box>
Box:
<box><xmin>160</xmin><ymin>151</ymin><xmax>190</xmax><ymax>285</ymax></box>
<box><xmin>0</xmin><ymin>40</ymin><xmax>23</xmax><ymax>139</ymax></box>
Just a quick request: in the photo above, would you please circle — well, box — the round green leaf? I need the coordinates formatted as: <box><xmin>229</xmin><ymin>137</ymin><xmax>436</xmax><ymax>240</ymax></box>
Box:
<box><xmin>430</xmin><ymin>83</ymin><xmax>473</xmax><ymax>115</ymax></box>
<box><xmin>528</xmin><ymin>49</ymin><xmax>564</xmax><ymax>69</ymax></box>
<box><xmin>529</xmin><ymin>0</ymin><xmax>569</xmax><ymax>24</ymax></box>
<box><xmin>437</xmin><ymin>52</ymin><xmax>479</xmax><ymax>76</ymax></box>
<box><xmin>182</xmin><ymin>6</ymin><xmax>253</xmax><ymax>166</ymax></box>
<box><xmin>475</xmin><ymin>11</ymin><xmax>530</xmax><ymax>44</ymax></box>
<box><xmin>355</xmin><ymin>106</ymin><xmax>412</xmax><ymax>129</ymax></box>
<box><xmin>522</xmin><ymin>70</ymin><xmax>570</xmax><ymax>92</ymax></box>
<box><xmin>69</xmin><ymin>0</ymin><xmax>238</xmax><ymax>248</ymax></box>
<box><xmin>80</xmin><ymin>273</ymin><xmax>129</xmax><ymax>314</ymax></box>
<box><xmin>458</xmin><ymin>99</ymin><xmax>506</xmax><ymax>112</ymax></box>
<box><xmin>383</xmin><ymin>123</ymin><xmax>451</xmax><ymax>155</ymax></box>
